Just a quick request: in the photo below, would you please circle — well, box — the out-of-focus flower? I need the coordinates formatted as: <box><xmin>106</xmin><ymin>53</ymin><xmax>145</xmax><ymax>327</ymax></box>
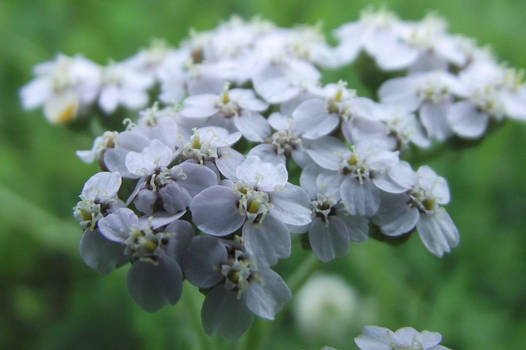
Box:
<box><xmin>294</xmin><ymin>274</ymin><xmax>357</xmax><ymax>340</ymax></box>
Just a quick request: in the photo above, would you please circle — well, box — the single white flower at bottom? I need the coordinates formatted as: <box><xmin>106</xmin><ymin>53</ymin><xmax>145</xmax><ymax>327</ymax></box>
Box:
<box><xmin>355</xmin><ymin>325</ymin><xmax>450</xmax><ymax>350</ymax></box>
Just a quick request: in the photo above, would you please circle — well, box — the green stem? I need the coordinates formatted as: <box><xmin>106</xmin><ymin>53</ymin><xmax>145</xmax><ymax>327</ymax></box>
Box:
<box><xmin>183</xmin><ymin>284</ymin><xmax>213</xmax><ymax>350</ymax></box>
<box><xmin>248</xmin><ymin>253</ymin><xmax>321</xmax><ymax>350</ymax></box>
<box><xmin>287</xmin><ymin>253</ymin><xmax>321</xmax><ymax>294</ymax></box>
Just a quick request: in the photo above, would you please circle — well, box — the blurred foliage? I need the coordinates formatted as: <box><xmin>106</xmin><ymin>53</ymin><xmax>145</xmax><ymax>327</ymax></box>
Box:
<box><xmin>1</xmin><ymin>0</ymin><xmax>526</xmax><ymax>349</ymax></box>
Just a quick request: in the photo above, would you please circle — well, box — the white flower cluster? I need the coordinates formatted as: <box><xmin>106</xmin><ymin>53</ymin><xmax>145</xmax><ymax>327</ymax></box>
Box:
<box><xmin>20</xmin><ymin>8</ymin><xmax>522</xmax><ymax>340</ymax></box>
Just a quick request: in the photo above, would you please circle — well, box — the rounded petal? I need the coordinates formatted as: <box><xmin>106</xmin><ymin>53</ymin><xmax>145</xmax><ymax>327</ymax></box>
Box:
<box><xmin>233</xmin><ymin>112</ymin><xmax>271</xmax><ymax>142</ymax></box>
<box><xmin>159</xmin><ymin>183</ymin><xmax>192</xmax><ymax>213</ymax></box>
<box><xmin>378</xmin><ymin>77</ymin><xmax>421</xmax><ymax>111</ymax></box>
<box><xmin>309</xmin><ymin>216</ymin><xmax>350</xmax><ymax>262</ymax></box>
<box><xmin>190</xmin><ymin>185</ymin><xmax>244</xmax><ymax>236</ymax></box>
<box><xmin>292</xmin><ymin>99</ymin><xmax>339</xmax><ymax>139</ymax></box>
<box><xmin>236</xmin><ymin>156</ymin><xmax>288</xmax><ymax>192</ymax></box>
<box><xmin>98</xmin><ymin>208</ymin><xmax>138</xmax><ymax>242</ymax></box>
<box><xmin>180</xmin><ymin>94</ymin><xmax>219</xmax><ymax>119</ymax></box>
<box><xmin>79</xmin><ymin>230</ymin><xmax>126</xmax><ymax>274</ymax></box>
<box><xmin>447</xmin><ymin>101</ymin><xmax>489</xmax><ymax>139</ymax></box>
<box><xmin>305</xmin><ymin>136</ymin><xmax>348</xmax><ymax>171</ymax></box>
<box><xmin>81</xmin><ymin>172</ymin><xmax>122</xmax><ymax>200</ymax></box>
<box><xmin>247</xmin><ymin>144</ymin><xmax>285</xmax><ymax>165</ymax></box>
<box><xmin>337</xmin><ymin>209</ymin><xmax>369</xmax><ymax>242</ymax></box>
<box><xmin>420</xmin><ymin>102</ymin><xmax>453</xmax><ymax>141</ymax></box>
<box><xmin>183</xmin><ymin>236</ymin><xmax>227</xmax><ymax>289</ymax></box>
<box><xmin>243</xmin><ymin>215</ymin><xmax>291</xmax><ymax>266</ymax></box>
<box><xmin>340</xmin><ymin>177</ymin><xmax>381</xmax><ymax>216</ymax></box>
<box><xmin>354</xmin><ymin>325</ymin><xmax>395</xmax><ymax>350</ymax></box>
<box><xmin>177</xmin><ymin>161</ymin><xmax>219</xmax><ymax>196</ymax></box>
<box><xmin>270</xmin><ymin>184</ymin><xmax>312</xmax><ymax>226</ymax></box>
<box><xmin>244</xmin><ymin>268</ymin><xmax>291</xmax><ymax>320</ymax></box>
<box><xmin>126</xmin><ymin>254</ymin><xmax>183</xmax><ymax>312</ymax></box>
<box><xmin>373</xmin><ymin>193</ymin><xmax>419</xmax><ymax>236</ymax></box>
<box><xmin>417</xmin><ymin>208</ymin><xmax>460</xmax><ymax>258</ymax></box>
<box><xmin>201</xmin><ymin>285</ymin><xmax>254</xmax><ymax>339</ymax></box>
<box><xmin>216</xmin><ymin>147</ymin><xmax>245</xmax><ymax>180</ymax></box>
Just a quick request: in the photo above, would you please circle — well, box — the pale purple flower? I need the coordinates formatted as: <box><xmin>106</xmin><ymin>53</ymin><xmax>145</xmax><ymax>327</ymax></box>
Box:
<box><xmin>97</xmin><ymin>208</ymin><xmax>191</xmax><ymax>311</ymax></box>
<box><xmin>306</xmin><ymin>137</ymin><xmax>404</xmax><ymax>216</ymax></box>
<box><xmin>190</xmin><ymin>156</ymin><xmax>311</xmax><ymax>266</ymax></box>
<box><xmin>183</xmin><ymin>235</ymin><xmax>291</xmax><ymax>339</ymax></box>
<box><xmin>180</xmin><ymin>84</ymin><xmax>270</xmax><ymax>142</ymax></box>
<box><xmin>373</xmin><ymin>165</ymin><xmax>459</xmax><ymax>257</ymax></box>
<box><xmin>299</xmin><ymin>165</ymin><xmax>369</xmax><ymax>262</ymax></box>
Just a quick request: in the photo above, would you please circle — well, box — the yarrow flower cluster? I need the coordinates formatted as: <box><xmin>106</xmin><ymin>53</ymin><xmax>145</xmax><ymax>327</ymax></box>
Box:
<box><xmin>21</xmin><ymin>7</ymin><xmax>525</xmax><ymax>341</ymax></box>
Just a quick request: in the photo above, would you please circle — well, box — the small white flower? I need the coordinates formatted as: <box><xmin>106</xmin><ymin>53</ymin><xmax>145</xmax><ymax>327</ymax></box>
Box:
<box><xmin>20</xmin><ymin>54</ymin><xmax>101</xmax><ymax>123</ymax></box>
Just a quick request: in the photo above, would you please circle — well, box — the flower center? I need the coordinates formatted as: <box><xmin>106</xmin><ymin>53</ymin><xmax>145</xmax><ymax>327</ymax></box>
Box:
<box><xmin>270</xmin><ymin>130</ymin><xmax>302</xmax><ymax>156</ymax></box>
<box><xmin>220</xmin><ymin>249</ymin><xmax>260</xmax><ymax>299</ymax></box>
<box><xmin>341</xmin><ymin>153</ymin><xmax>370</xmax><ymax>184</ymax></box>
<box><xmin>235</xmin><ymin>183</ymin><xmax>271</xmax><ymax>224</ymax></box>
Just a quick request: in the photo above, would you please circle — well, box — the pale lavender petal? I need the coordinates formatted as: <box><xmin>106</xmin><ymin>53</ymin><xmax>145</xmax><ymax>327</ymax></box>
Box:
<box><xmin>126</xmin><ymin>254</ymin><xmax>183</xmax><ymax>312</ymax></box>
<box><xmin>190</xmin><ymin>185</ymin><xmax>244</xmax><ymax>236</ymax></box>
<box><xmin>243</xmin><ymin>215</ymin><xmax>291</xmax><ymax>266</ymax></box>
<box><xmin>244</xmin><ymin>268</ymin><xmax>291</xmax><ymax>320</ymax></box>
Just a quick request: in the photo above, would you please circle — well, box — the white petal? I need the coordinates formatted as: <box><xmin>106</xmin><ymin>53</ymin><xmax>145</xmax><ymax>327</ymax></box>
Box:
<box><xmin>177</xmin><ymin>161</ymin><xmax>219</xmax><ymax>196</ymax></box>
<box><xmin>236</xmin><ymin>156</ymin><xmax>288</xmax><ymax>192</ymax></box>
<box><xmin>305</xmin><ymin>136</ymin><xmax>348</xmax><ymax>171</ymax></box>
<box><xmin>180</xmin><ymin>94</ymin><xmax>219</xmax><ymax>119</ymax></box>
<box><xmin>268</xmin><ymin>112</ymin><xmax>293</xmax><ymax>131</ymax></box>
<box><xmin>183</xmin><ymin>236</ymin><xmax>227</xmax><ymax>289</ymax></box>
<box><xmin>20</xmin><ymin>77</ymin><xmax>51</xmax><ymax>109</ymax></box>
<box><xmin>247</xmin><ymin>144</ymin><xmax>285</xmax><ymax>165</ymax></box>
<box><xmin>373</xmin><ymin>193</ymin><xmax>419</xmax><ymax>236</ymax></box>
<box><xmin>98</xmin><ymin>208</ymin><xmax>138</xmax><ymax>242</ymax></box>
<box><xmin>81</xmin><ymin>172</ymin><xmax>122</xmax><ymax>200</ymax></box>
<box><xmin>190</xmin><ymin>185</ymin><xmax>244</xmax><ymax>236</ymax></box>
<box><xmin>299</xmin><ymin>164</ymin><xmax>320</xmax><ymax>199</ymax></box>
<box><xmin>309</xmin><ymin>216</ymin><xmax>350</xmax><ymax>262</ymax></box>
<box><xmin>126</xmin><ymin>254</ymin><xmax>182</xmax><ymax>312</ymax></box>
<box><xmin>340</xmin><ymin>177</ymin><xmax>381</xmax><ymax>216</ymax></box>
<box><xmin>292</xmin><ymin>99</ymin><xmax>339</xmax><ymax>139</ymax></box>
<box><xmin>243</xmin><ymin>215</ymin><xmax>291</xmax><ymax>267</ymax></box>
<box><xmin>201</xmin><ymin>286</ymin><xmax>254</xmax><ymax>339</ymax></box>
<box><xmin>79</xmin><ymin>230</ymin><xmax>126</xmax><ymax>274</ymax></box>
<box><xmin>216</xmin><ymin>147</ymin><xmax>245</xmax><ymax>180</ymax></box>
<box><xmin>378</xmin><ymin>77</ymin><xmax>421</xmax><ymax>111</ymax></box>
<box><xmin>420</xmin><ymin>102</ymin><xmax>453</xmax><ymax>141</ymax></box>
<box><xmin>233</xmin><ymin>112</ymin><xmax>271</xmax><ymax>142</ymax></box>
<box><xmin>417</xmin><ymin>208</ymin><xmax>459</xmax><ymax>257</ymax></box>
<box><xmin>447</xmin><ymin>101</ymin><xmax>489</xmax><ymax>139</ymax></box>
<box><xmin>337</xmin><ymin>210</ymin><xmax>369</xmax><ymax>242</ymax></box>
<box><xmin>253</xmin><ymin>64</ymin><xmax>299</xmax><ymax>104</ymax></box>
<box><xmin>43</xmin><ymin>91</ymin><xmax>78</xmax><ymax>123</ymax></box>
<box><xmin>99</xmin><ymin>85</ymin><xmax>120</xmax><ymax>114</ymax></box>
<box><xmin>355</xmin><ymin>325</ymin><xmax>396</xmax><ymax>350</ymax></box>
<box><xmin>244</xmin><ymin>268</ymin><xmax>291</xmax><ymax>320</ymax></box>
<box><xmin>230</xmin><ymin>88</ymin><xmax>268</xmax><ymax>112</ymax></box>
<box><xmin>270</xmin><ymin>184</ymin><xmax>312</xmax><ymax>226</ymax></box>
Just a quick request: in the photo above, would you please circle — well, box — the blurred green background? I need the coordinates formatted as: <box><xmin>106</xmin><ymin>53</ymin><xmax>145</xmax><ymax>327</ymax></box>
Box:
<box><xmin>1</xmin><ymin>0</ymin><xmax>526</xmax><ymax>349</ymax></box>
